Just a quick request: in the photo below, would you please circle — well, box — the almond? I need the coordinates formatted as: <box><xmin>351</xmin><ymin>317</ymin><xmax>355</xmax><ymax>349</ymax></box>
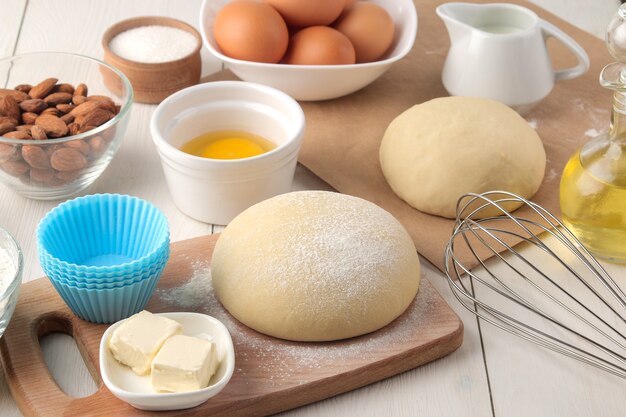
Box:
<box><xmin>22</xmin><ymin>112</ymin><xmax>38</xmax><ymax>125</ymax></box>
<box><xmin>0</xmin><ymin>160</ymin><xmax>29</xmax><ymax>177</ymax></box>
<box><xmin>29</xmin><ymin>78</ymin><xmax>58</xmax><ymax>99</ymax></box>
<box><xmin>88</xmin><ymin>136</ymin><xmax>106</xmax><ymax>156</ymax></box>
<box><xmin>15</xmin><ymin>125</ymin><xmax>33</xmax><ymax>133</ymax></box>
<box><xmin>79</xmin><ymin>125</ymin><xmax>96</xmax><ymax>134</ymax></box>
<box><xmin>44</xmin><ymin>144</ymin><xmax>63</xmax><ymax>157</ymax></box>
<box><xmin>44</xmin><ymin>92</ymin><xmax>72</xmax><ymax>106</ymax></box>
<box><xmin>19</xmin><ymin>99</ymin><xmax>47</xmax><ymax>114</ymax></box>
<box><xmin>31</xmin><ymin>125</ymin><xmax>47</xmax><ymax>140</ymax></box>
<box><xmin>55</xmin><ymin>169</ymin><xmax>82</xmax><ymax>182</ymax></box>
<box><xmin>0</xmin><ymin>95</ymin><xmax>21</xmax><ymax>124</ymax></box>
<box><xmin>69</xmin><ymin>100</ymin><xmax>101</xmax><ymax>118</ymax></box>
<box><xmin>0</xmin><ymin>122</ymin><xmax>16</xmax><ymax>135</ymax></box>
<box><xmin>0</xmin><ymin>143</ymin><xmax>19</xmax><ymax>162</ymax></box>
<box><xmin>50</xmin><ymin>147</ymin><xmax>86</xmax><ymax>171</ymax></box>
<box><xmin>35</xmin><ymin>114</ymin><xmax>68</xmax><ymax>138</ymax></box>
<box><xmin>75</xmin><ymin>83</ymin><xmax>88</xmax><ymax>96</ymax></box>
<box><xmin>3</xmin><ymin>131</ymin><xmax>30</xmax><ymax>140</ymax></box>
<box><xmin>56</xmin><ymin>103</ymin><xmax>74</xmax><ymax>114</ymax></box>
<box><xmin>30</xmin><ymin>168</ymin><xmax>56</xmax><ymax>184</ymax></box>
<box><xmin>68</xmin><ymin>123</ymin><xmax>80</xmax><ymax>136</ymax></box>
<box><xmin>64</xmin><ymin>139</ymin><xmax>90</xmax><ymax>155</ymax></box>
<box><xmin>0</xmin><ymin>119</ymin><xmax>16</xmax><ymax>135</ymax></box>
<box><xmin>41</xmin><ymin>108</ymin><xmax>61</xmax><ymax>117</ymax></box>
<box><xmin>60</xmin><ymin>113</ymin><xmax>74</xmax><ymax>125</ymax></box>
<box><xmin>22</xmin><ymin>145</ymin><xmax>50</xmax><ymax>169</ymax></box>
<box><xmin>53</xmin><ymin>83</ymin><xmax>75</xmax><ymax>95</ymax></box>
<box><xmin>87</xmin><ymin>95</ymin><xmax>117</xmax><ymax>113</ymax></box>
<box><xmin>0</xmin><ymin>89</ymin><xmax>28</xmax><ymax>103</ymax></box>
<box><xmin>14</xmin><ymin>84</ymin><xmax>32</xmax><ymax>94</ymax></box>
<box><xmin>72</xmin><ymin>95</ymin><xmax>87</xmax><ymax>106</ymax></box>
<box><xmin>75</xmin><ymin>108</ymin><xmax>113</xmax><ymax>128</ymax></box>
<box><xmin>101</xmin><ymin>125</ymin><xmax>116</xmax><ymax>141</ymax></box>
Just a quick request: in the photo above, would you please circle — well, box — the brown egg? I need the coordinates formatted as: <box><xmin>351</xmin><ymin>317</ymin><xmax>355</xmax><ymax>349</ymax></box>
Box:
<box><xmin>214</xmin><ymin>0</ymin><xmax>289</xmax><ymax>63</ymax></box>
<box><xmin>265</xmin><ymin>0</ymin><xmax>345</xmax><ymax>27</ymax></box>
<box><xmin>282</xmin><ymin>26</ymin><xmax>355</xmax><ymax>65</ymax></box>
<box><xmin>334</xmin><ymin>2</ymin><xmax>395</xmax><ymax>63</ymax></box>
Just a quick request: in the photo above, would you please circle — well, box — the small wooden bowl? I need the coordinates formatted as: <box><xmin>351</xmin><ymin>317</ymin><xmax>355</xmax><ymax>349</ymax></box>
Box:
<box><xmin>102</xmin><ymin>16</ymin><xmax>202</xmax><ymax>104</ymax></box>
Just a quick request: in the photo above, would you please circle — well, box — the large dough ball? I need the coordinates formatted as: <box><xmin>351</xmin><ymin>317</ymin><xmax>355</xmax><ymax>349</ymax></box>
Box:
<box><xmin>379</xmin><ymin>97</ymin><xmax>546</xmax><ymax>219</ymax></box>
<box><xmin>211</xmin><ymin>191</ymin><xmax>420</xmax><ymax>342</ymax></box>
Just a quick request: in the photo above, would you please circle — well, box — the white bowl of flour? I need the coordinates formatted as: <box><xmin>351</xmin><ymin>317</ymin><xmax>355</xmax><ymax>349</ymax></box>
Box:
<box><xmin>0</xmin><ymin>227</ymin><xmax>23</xmax><ymax>338</ymax></box>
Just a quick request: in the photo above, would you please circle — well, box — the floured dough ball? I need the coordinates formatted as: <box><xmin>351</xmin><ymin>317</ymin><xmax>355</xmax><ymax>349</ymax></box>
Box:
<box><xmin>211</xmin><ymin>191</ymin><xmax>420</xmax><ymax>342</ymax></box>
<box><xmin>379</xmin><ymin>97</ymin><xmax>546</xmax><ymax>219</ymax></box>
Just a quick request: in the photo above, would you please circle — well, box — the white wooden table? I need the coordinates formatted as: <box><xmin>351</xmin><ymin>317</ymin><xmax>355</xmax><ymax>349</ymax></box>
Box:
<box><xmin>0</xmin><ymin>1</ymin><xmax>623</xmax><ymax>416</ymax></box>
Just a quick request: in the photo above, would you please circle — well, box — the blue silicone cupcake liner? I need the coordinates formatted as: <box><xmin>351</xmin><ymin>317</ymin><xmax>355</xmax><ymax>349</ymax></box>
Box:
<box><xmin>37</xmin><ymin>194</ymin><xmax>169</xmax><ymax>276</ymax></box>
<box><xmin>52</xmin><ymin>266</ymin><xmax>163</xmax><ymax>323</ymax></box>
<box><xmin>43</xmin><ymin>252</ymin><xmax>168</xmax><ymax>289</ymax></box>
<box><xmin>38</xmin><ymin>230</ymin><xmax>169</xmax><ymax>279</ymax></box>
<box><xmin>40</xmin><ymin>246</ymin><xmax>169</xmax><ymax>284</ymax></box>
<box><xmin>42</xmin><ymin>252</ymin><xmax>168</xmax><ymax>287</ymax></box>
<box><xmin>39</xmin><ymin>241</ymin><xmax>169</xmax><ymax>279</ymax></box>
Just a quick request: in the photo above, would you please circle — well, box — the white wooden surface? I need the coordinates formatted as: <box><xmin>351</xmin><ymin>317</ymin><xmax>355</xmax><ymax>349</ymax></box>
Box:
<box><xmin>0</xmin><ymin>1</ymin><xmax>622</xmax><ymax>416</ymax></box>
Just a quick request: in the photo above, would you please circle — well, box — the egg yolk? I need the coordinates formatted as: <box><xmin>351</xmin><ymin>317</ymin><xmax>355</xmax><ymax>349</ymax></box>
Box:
<box><xmin>201</xmin><ymin>137</ymin><xmax>265</xmax><ymax>159</ymax></box>
<box><xmin>180</xmin><ymin>131</ymin><xmax>276</xmax><ymax>160</ymax></box>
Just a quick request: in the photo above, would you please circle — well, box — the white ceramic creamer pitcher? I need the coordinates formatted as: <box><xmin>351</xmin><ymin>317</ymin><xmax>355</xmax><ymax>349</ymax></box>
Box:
<box><xmin>437</xmin><ymin>2</ymin><xmax>589</xmax><ymax>114</ymax></box>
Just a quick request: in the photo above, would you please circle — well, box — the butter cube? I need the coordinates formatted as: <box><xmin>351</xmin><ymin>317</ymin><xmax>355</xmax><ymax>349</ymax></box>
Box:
<box><xmin>108</xmin><ymin>310</ymin><xmax>182</xmax><ymax>375</ymax></box>
<box><xmin>151</xmin><ymin>334</ymin><xmax>218</xmax><ymax>392</ymax></box>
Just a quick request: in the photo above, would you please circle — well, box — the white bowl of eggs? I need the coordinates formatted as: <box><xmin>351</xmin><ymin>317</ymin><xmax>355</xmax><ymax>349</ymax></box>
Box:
<box><xmin>199</xmin><ymin>0</ymin><xmax>417</xmax><ymax>101</ymax></box>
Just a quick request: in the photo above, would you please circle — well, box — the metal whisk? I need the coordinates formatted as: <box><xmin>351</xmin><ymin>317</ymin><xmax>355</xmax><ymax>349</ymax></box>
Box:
<box><xmin>444</xmin><ymin>191</ymin><xmax>626</xmax><ymax>379</ymax></box>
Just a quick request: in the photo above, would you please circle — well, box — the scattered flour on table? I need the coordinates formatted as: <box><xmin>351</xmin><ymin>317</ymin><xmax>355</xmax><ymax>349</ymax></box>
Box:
<box><xmin>156</xmin><ymin>262</ymin><xmax>438</xmax><ymax>385</ymax></box>
<box><xmin>527</xmin><ymin>119</ymin><xmax>538</xmax><ymax>129</ymax></box>
<box><xmin>585</xmin><ymin>128</ymin><xmax>602</xmax><ymax>138</ymax></box>
<box><xmin>0</xmin><ymin>248</ymin><xmax>15</xmax><ymax>294</ymax></box>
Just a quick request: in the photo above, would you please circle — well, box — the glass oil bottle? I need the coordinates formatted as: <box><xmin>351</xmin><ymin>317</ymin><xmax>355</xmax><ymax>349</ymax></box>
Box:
<box><xmin>560</xmin><ymin>5</ymin><xmax>626</xmax><ymax>262</ymax></box>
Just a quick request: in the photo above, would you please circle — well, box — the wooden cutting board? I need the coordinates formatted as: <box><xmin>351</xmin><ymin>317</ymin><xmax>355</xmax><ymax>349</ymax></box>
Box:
<box><xmin>0</xmin><ymin>234</ymin><xmax>463</xmax><ymax>417</ymax></box>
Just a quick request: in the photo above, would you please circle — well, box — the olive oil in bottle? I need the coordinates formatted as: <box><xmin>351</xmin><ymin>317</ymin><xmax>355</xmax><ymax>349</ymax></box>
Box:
<box><xmin>560</xmin><ymin>138</ymin><xmax>626</xmax><ymax>261</ymax></box>
<box><xmin>560</xmin><ymin>4</ymin><xmax>626</xmax><ymax>262</ymax></box>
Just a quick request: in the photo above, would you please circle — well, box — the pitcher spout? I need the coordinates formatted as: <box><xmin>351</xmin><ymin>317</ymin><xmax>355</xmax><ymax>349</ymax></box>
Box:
<box><xmin>436</xmin><ymin>3</ymin><xmax>487</xmax><ymax>41</ymax></box>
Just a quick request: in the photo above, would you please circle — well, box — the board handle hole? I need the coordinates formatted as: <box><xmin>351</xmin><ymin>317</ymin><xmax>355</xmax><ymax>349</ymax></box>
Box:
<box><xmin>37</xmin><ymin>314</ymin><xmax>98</xmax><ymax>398</ymax></box>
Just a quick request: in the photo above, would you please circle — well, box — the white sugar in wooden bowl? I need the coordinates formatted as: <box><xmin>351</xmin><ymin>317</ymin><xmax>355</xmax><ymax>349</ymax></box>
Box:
<box><xmin>102</xmin><ymin>16</ymin><xmax>202</xmax><ymax>104</ymax></box>
<box><xmin>109</xmin><ymin>25</ymin><xmax>198</xmax><ymax>64</ymax></box>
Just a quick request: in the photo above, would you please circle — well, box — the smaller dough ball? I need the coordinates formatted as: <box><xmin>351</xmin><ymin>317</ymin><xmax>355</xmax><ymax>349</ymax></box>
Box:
<box><xmin>334</xmin><ymin>2</ymin><xmax>395</xmax><ymax>63</ymax></box>
<box><xmin>211</xmin><ymin>191</ymin><xmax>421</xmax><ymax>342</ymax></box>
<box><xmin>379</xmin><ymin>97</ymin><xmax>546</xmax><ymax>219</ymax></box>
<box><xmin>265</xmin><ymin>0</ymin><xmax>345</xmax><ymax>27</ymax></box>
<box><xmin>282</xmin><ymin>26</ymin><xmax>356</xmax><ymax>65</ymax></box>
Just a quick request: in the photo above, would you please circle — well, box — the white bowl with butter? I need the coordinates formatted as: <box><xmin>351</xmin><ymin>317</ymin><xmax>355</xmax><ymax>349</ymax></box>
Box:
<box><xmin>99</xmin><ymin>312</ymin><xmax>235</xmax><ymax>411</ymax></box>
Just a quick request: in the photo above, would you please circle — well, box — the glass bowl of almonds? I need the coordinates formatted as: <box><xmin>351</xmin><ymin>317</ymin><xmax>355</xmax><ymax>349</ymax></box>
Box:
<box><xmin>0</xmin><ymin>52</ymin><xmax>133</xmax><ymax>199</ymax></box>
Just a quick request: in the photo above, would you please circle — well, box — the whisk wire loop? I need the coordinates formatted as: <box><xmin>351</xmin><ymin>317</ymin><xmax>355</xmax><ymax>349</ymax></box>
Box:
<box><xmin>445</xmin><ymin>191</ymin><xmax>626</xmax><ymax>379</ymax></box>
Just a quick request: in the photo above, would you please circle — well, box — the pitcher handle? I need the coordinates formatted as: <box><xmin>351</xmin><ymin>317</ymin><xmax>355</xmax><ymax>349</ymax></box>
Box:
<box><xmin>540</xmin><ymin>20</ymin><xmax>590</xmax><ymax>81</ymax></box>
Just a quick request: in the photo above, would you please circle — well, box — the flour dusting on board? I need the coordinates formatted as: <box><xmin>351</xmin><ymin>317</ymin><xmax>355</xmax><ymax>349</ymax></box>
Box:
<box><xmin>585</xmin><ymin>128</ymin><xmax>603</xmax><ymax>138</ymax></box>
<box><xmin>574</xmin><ymin>99</ymin><xmax>609</xmax><ymax>135</ymax></box>
<box><xmin>157</xmin><ymin>262</ymin><xmax>437</xmax><ymax>385</ymax></box>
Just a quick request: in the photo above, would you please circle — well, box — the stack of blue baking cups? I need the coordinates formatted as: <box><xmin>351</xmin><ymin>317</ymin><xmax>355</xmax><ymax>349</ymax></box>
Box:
<box><xmin>37</xmin><ymin>194</ymin><xmax>170</xmax><ymax>323</ymax></box>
